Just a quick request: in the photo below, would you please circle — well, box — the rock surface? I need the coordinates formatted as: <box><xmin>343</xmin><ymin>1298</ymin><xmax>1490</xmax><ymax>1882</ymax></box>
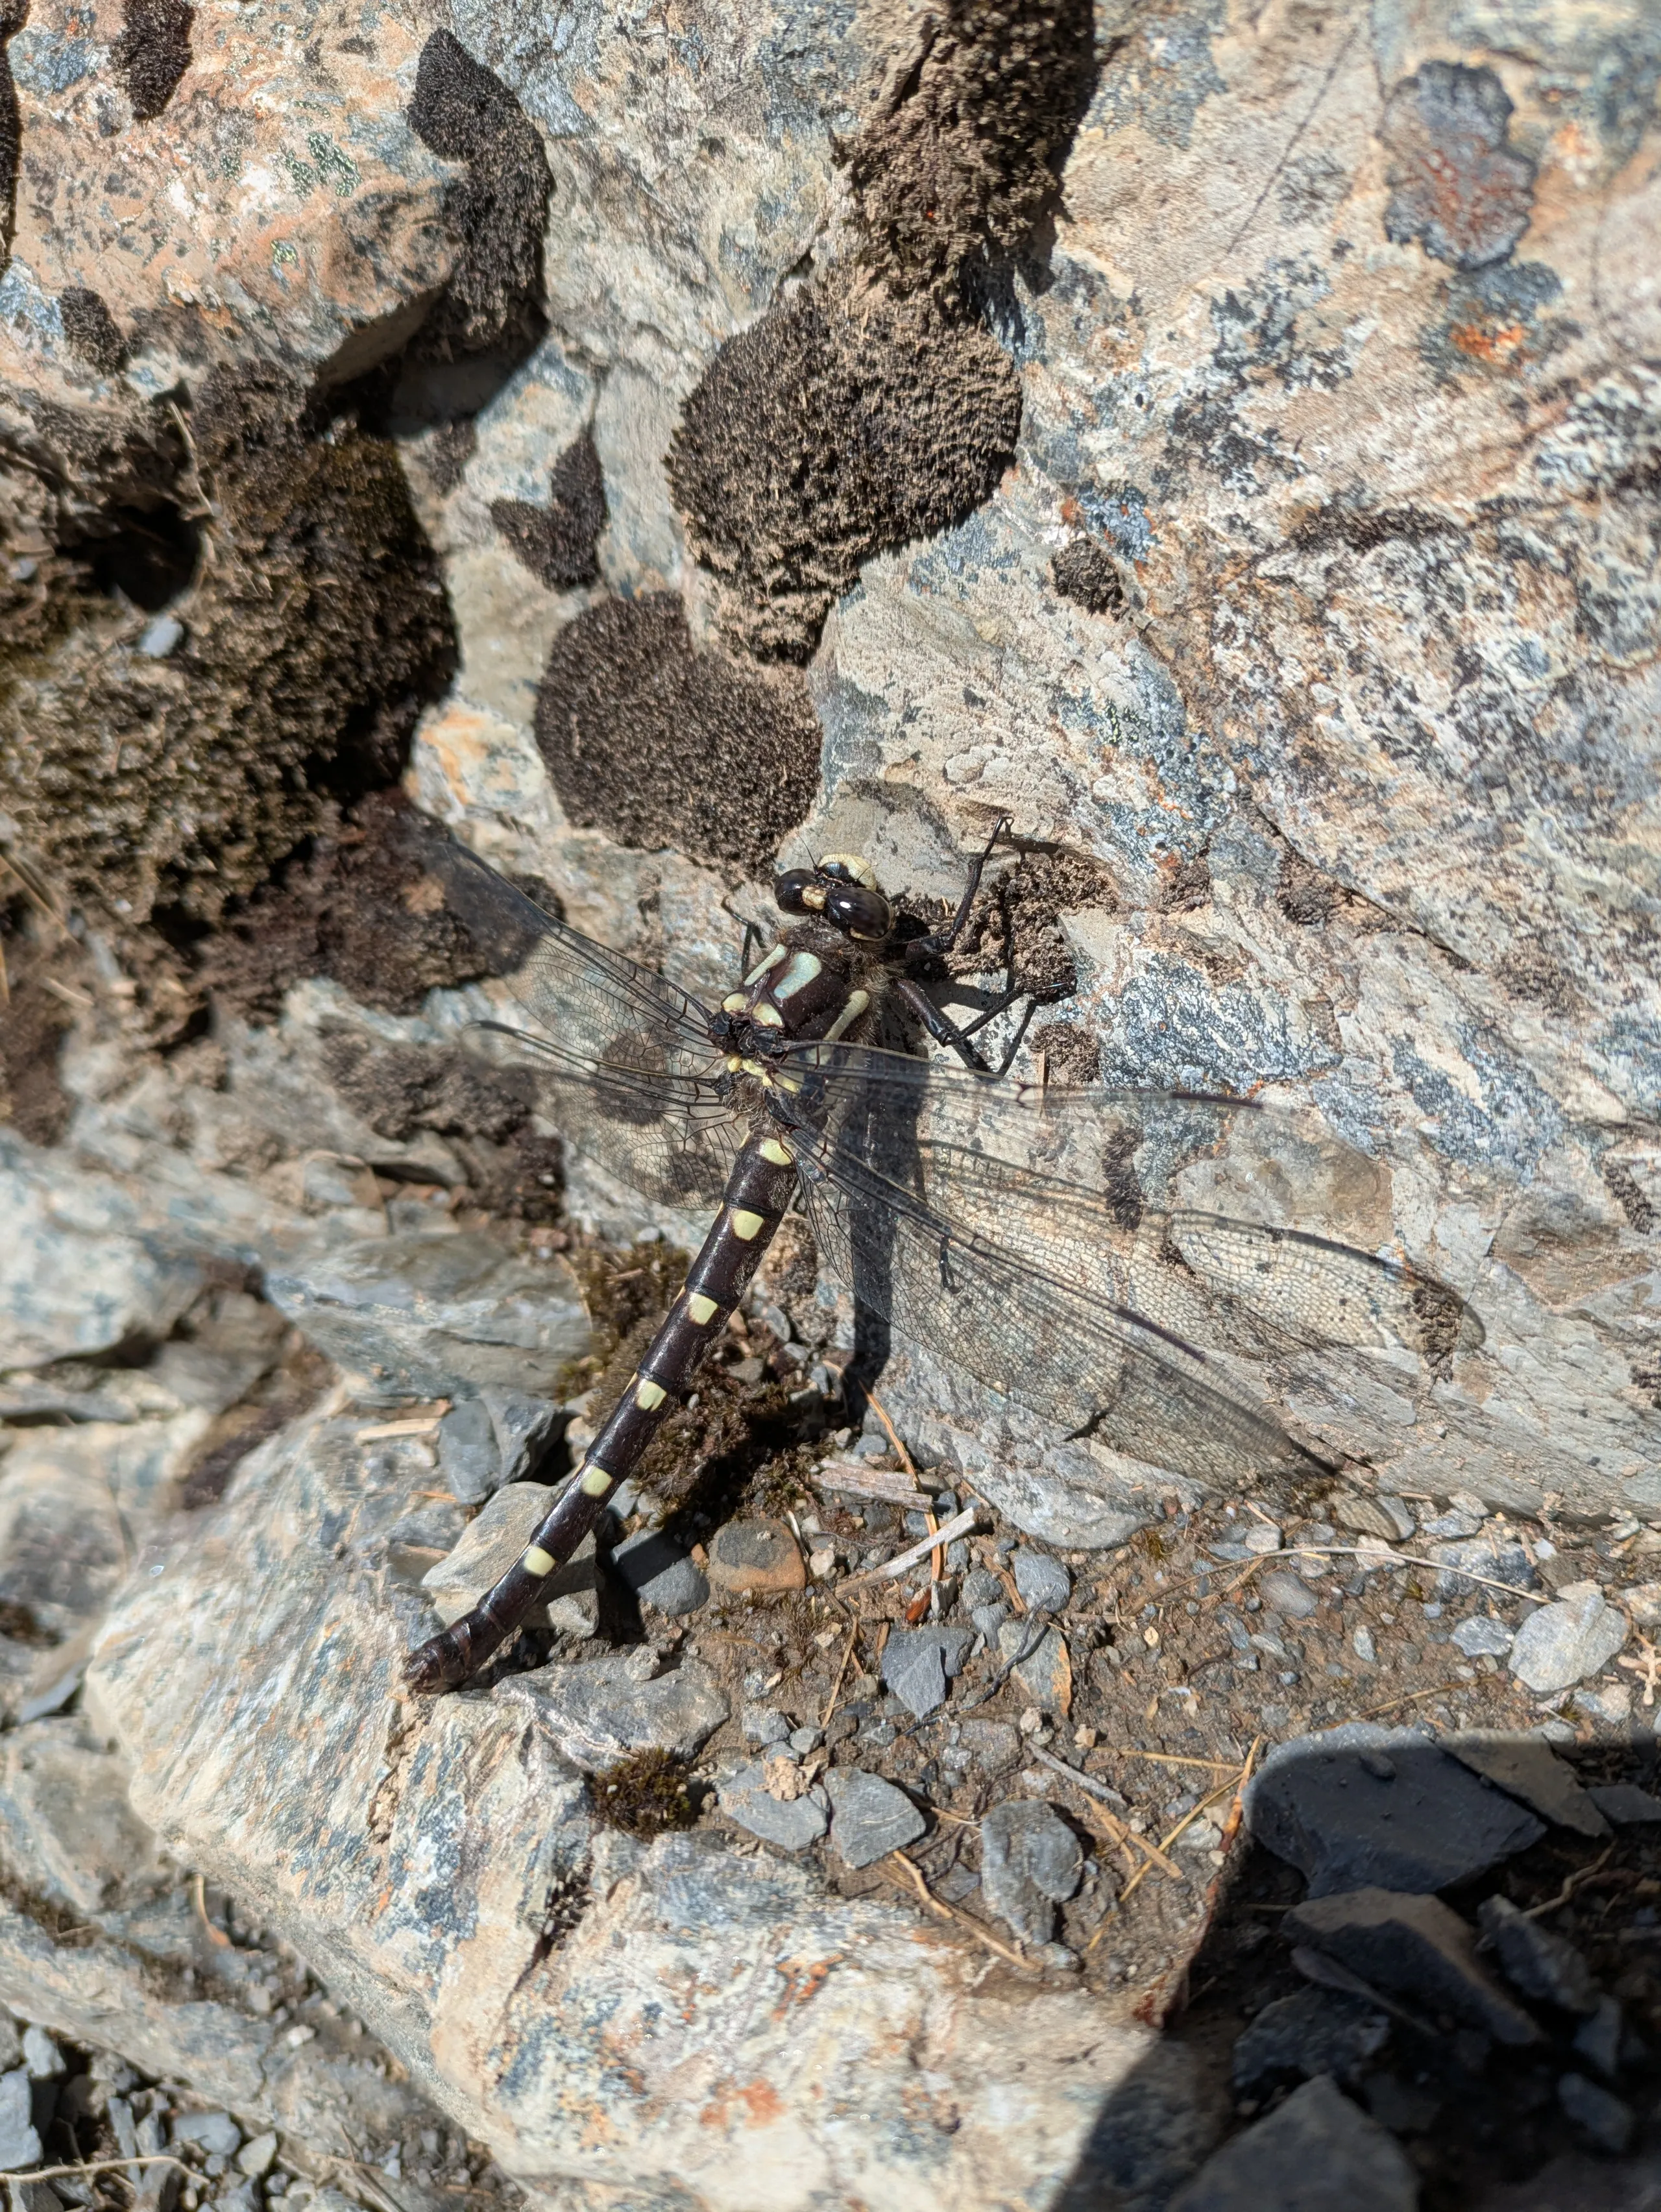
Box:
<box><xmin>81</xmin><ymin>1404</ymin><xmax>1207</xmax><ymax>2209</ymax></box>
<box><xmin>1509</xmin><ymin>1588</ymin><xmax>1630</xmax><ymax>1694</ymax></box>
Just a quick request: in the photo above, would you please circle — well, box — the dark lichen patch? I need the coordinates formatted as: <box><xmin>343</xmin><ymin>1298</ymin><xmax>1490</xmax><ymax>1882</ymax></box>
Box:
<box><xmin>1381</xmin><ymin>61</ymin><xmax>1535</xmax><ymax>273</ymax></box>
<box><xmin>844</xmin><ymin>0</ymin><xmax>1096</xmax><ymax>302</ymax></box>
<box><xmin>668</xmin><ymin>286</ymin><xmax>1021</xmax><ymax>661</ymax></box>
<box><xmin>590</xmin><ymin>1747</ymin><xmax>701</xmax><ymax>1838</ymax></box>
<box><xmin>1158</xmin><ymin>850</ymin><xmax>1211</xmax><ymax>913</ymax></box>
<box><xmin>408</xmin><ymin>29</ymin><xmax>551</xmax><ymax>361</ymax></box>
<box><xmin>1052</xmin><ymin>535</ymin><xmax>1124</xmax><ymax>614</ymax></box>
<box><xmin>1029</xmin><ymin>1018</ymin><xmax>1100</xmax><ymax>1085</ymax></box>
<box><xmin>491</xmin><ymin>432</ymin><xmax>605</xmax><ymax>589</ymax></box>
<box><xmin>1421</xmin><ymin>259</ymin><xmax>1577</xmax><ymax>386</ymax></box>
<box><xmin>112</xmin><ymin>0</ymin><xmax>195</xmax><ymax>122</ymax></box>
<box><xmin>0</xmin><ymin>892</ymin><xmax>75</xmax><ymax>1145</ymax></box>
<box><xmin>944</xmin><ymin>844</ymin><xmax>1115</xmax><ymax>1000</ymax></box>
<box><xmin>195</xmin><ymin>793</ymin><xmax>487</xmax><ymax>1022</ymax></box>
<box><xmin>535</xmin><ymin>593</ymin><xmax>821</xmax><ymax>871</ymax></box>
<box><xmin>58</xmin><ymin>288</ymin><xmax>128</xmax><ymax>376</ymax></box>
<box><xmin>0</xmin><ymin>367</ymin><xmax>457</xmax><ymax>938</ymax></box>
<box><xmin>0</xmin><ymin>0</ymin><xmax>23</xmax><ymax>268</ymax></box>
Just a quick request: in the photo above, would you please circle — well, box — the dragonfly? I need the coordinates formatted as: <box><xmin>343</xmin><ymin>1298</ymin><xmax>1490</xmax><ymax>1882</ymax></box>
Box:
<box><xmin>403</xmin><ymin>825</ymin><xmax>1481</xmax><ymax>1693</ymax></box>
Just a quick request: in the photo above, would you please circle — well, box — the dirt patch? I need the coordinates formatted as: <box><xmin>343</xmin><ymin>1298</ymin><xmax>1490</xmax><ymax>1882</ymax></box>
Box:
<box><xmin>196</xmin><ymin>791</ymin><xmax>486</xmax><ymax>1023</ymax></box>
<box><xmin>1053</xmin><ymin>535</ymin><xmax>1126</xmax><ymax>614</ymax></box>
<box><xmin>668</xmin><ymin>284</ymin><xmax>1021</xmax><ymax>662</ymax></box>
<box><xmin>843</xmin><ymin>0</ymin><xmax>1095</xmax><ymax>302</ymax></box>
<box><xmin>0</xmin><ymin>368</ymin><xmax>457</xmax><ymax>962</ymax></box>
<box><xmin>535</xmin><ymin>592</ymin><xmax>822</xmax><ymax>871</ymax></box>
<box><xmin>112</xmin><ymin>0</ymin><xmax>194</xmax><ymax>121</ymax></box>
<box><xmin>943</xmin><ymin>843</ymin><xmax>1117</xmax><ymax>1000</ymax></box>
<box><xmin>491</xmin><ymin>431</ymin><xmax>606</xmax><ymax>588</ymax></box>
<box><xmin>407</xmin><ymin>29</ymin><xmax>552</xmax><ymax>360</ymax></box>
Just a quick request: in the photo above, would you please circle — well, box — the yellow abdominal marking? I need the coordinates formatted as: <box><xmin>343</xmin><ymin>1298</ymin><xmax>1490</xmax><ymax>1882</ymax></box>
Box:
<box><xmin>774</xmin><ymin>951</ymin><xmax>823</xmax><ymax>1001</ymax></box>
<box><xmin>823</xmin><ymin>988</ymin><xmax>870</xmax><ymax>1042</ymax></box>
<box><xmin>687</xmin><ymin>1292</ymin><xmax>719</xmax><ymax>1325</ymax></box>
<box><xmin>751</xmin><ymin>1003</ymin><xmax>785</xmax><ymax>1029</ymax></box>
<box><xmin>731</xmin><ymin>1208</ymin><xmax>766</xmax><ymax>1240</ymax></box>
<box><xmin>635</xmin><ymin>1378</ymin><xmax>667</xmax><ymax>1411</ymax></box>
<box><xmin>744</xmin><ymin>943</ymin><xmax>786</xmax><ymax>985</ymax></box>
<box><xmin>580</xmin><ymin>1466</ymin><xmax>612</xmax><ymax>1498</ymax></box>
<box><xmin>740</xmin><ymin>1057</ymin><xmax>771</xmax><ymax>1080</ymax></box>
<box><xmin>721</xmin><ymin>991</ymin><xmax>747</xmax><ymax>1013</ymax></box>
<box><xmin>522</xmin><ymin>1546</ymin><xmax>555</xmax><ymax>1577</ymax></box>
<box><xmin>759</xmin><ymin>1137</ymin><xmax>794</xmax><ymax>1167</ymax></box>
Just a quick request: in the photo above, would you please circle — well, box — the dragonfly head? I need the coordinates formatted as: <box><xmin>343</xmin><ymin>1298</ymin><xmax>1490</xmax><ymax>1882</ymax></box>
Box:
<box><xmin>775</xmin><ymin>854</ymin><xmax>893</xmax><ymax>943</ymax></box>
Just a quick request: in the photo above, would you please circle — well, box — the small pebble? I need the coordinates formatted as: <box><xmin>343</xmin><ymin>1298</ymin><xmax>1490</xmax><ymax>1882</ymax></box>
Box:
<box><xmin>21</xmin><ymin>2025</ymin><xmax>64</xmax><ymax>2078</ymax></box>
<box><xmin>237</xmin><ymin>2132</ymin><xmax>280</xmax><ymax>2180</ymax></box>
<box><xmin>1351</xmin><ymin>1627</ymin><xmax>1376</xmax><ymax>1664</ymax></box>
<box><xmin>1557</xmin><ymin>2071</ymin><xmax>1634</xmax><ymax>2155</ymax></box>
<box><xmin>1012</xmin><ymin>1551</ymin><xmax>1071</xmax><ymax>1611</ymax></box>
<box><xmin>1452</xmin><ymin>1614</ymin><xmax>1514</xmax><ymax>1658</ymax></box>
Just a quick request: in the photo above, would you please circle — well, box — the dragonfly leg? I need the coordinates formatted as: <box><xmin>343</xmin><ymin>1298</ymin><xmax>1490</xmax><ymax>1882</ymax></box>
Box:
<box><xmin>738</xmin><ymin>918</ymin><xmax>764</xmax><ymax>973</ymax></box>
<box><xmin>891</xmin><ymin>973</ymin><xmax>994</xmax><ymax>1072</ymax></box>
<box><xmin>905</xmin><ymin>814</ymin><xmax>1012</xmax><ymax>961</ymax></box>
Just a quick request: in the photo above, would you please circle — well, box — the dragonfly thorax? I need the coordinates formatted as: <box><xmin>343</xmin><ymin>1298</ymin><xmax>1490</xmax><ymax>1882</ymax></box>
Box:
<box><xmin>716</xmin><ymin>922</ymin><xmax>875</xmax><ymax>1051</ymax></box>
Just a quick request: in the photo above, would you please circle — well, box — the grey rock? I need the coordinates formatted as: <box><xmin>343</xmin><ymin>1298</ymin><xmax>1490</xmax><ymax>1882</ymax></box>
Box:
<box><xmin>1230</xmin><ymin>1989</ymin><xmax>1391</xmax><ymax>2098</ymax></box>
<box><xmin>0</xmin><ymin>1718</ymin><xmax>169</xmax><ymax>1916</ymax></box>
<box><xmin>1259</xmin><ymin>1572</ymin><xmax>1321</xmax><ymax>1620</ymax></box>
<box><xmin>960</xmin><ymin>1568</ymin><xmax>1005</xmax><ymax>1609</ymax></box>
<box><xmin>1446</xmin><ymin>1735</ymin><xmax>1609</xmax><ymax>1839</ymax></box>
<box><xmin>610</xmin><ymin>1527</ymin><xmax>709</xmax><ymax>1619</ymax></box>
<box><xmin>0</xmin><ymin>2065</ymin><xmax>42</xmax><ymax>2169</ymax></box>
<box><xmin>956</xmin><ymin>1720</ymin><xmax>1021</xmax><ymax>1772</ymax></box>
<box><xmin>499</xmin><ymin>1652</ymin><xmax>728</xmax><ymax>1771</ymax></box>
<box><xmin>1571</xmin><ymin>1993</ymin><xmax>1623</xmax><ymax>2077</ymax></box>
<box><xmin>1169</xmin><ymin>2076</ymin><xmax>1418</xmax><ymax>2212</ymax></box>
<box><xmin>1557</xmin><ymin>2072</ymin><xmax>1634</xmax><ymax>2156</ymax></box>
<box><xmin>0</xmin><ymin>2018</ymin><xmax>18</xmax><ymax>2071</ymax></box>
<box><xmin>1433</xmin><ymin>1535</ymin><xmax>1538</xmax><ymax>1600</ymax></box>
<box><xmin>1247</xmin><ymin>1725</ymin><xmax>1544</xmax><ymax>1896</ymax></box>
<box><xmin>435</xmin><ymin>1400</ymin><xmax>500</xmax><ymax>1505</ymax></box>
<box><xmin>1422</xmin><ymin>1509</ymin><xmax>1485</xmax><ymax>1540</ymax></box>
<box><xmin>996</xmin><ymin>1620</ymin><xmax>1072</xmax><ymax>1713</ymax></box>
<box><xmin>265</xmin><ymin>1230</ymin><xmax>590</xmax><ymax>1400</ymax></box>
<box><xmin>789</xmin><ymin>1727</ymin><xmax>822</xmax><ymax>1754</ymax></box>
<box><xmin>980</xmin><ymin>1800</ymin><xmax>1082</xmax><ymax>1945</ymax></box>
<box><xmin>1287</xmin><ymin>1888</ymin><xmax>1542</xmax><ymax>2045</ymax></box>
<box><xmin>173</xmin><ymin>2111</ymin><xmax>242</xmax><ymax>2156</ymax></box>
<box><xmin>880</xmin><ymin>1626</ymin><xmax>975</xmax><ymax>1720</ymax></box>
<box><xmin>824</xmin><ymin>1769</ymin><xmax>926</xmax><ymax>1869</ymax></box>
<box><xmin>1509</xmin><ymin>1588</ymin><xmax>1628</xmax><ymax>1694</ymax></box>
<box><xmin>1478</xmin><ymin>1895</ymin><xmax>1599</xmax><ymax>2014</ymax></box>
<box><xmin>1586</xmin><ymin>1782</ymin><xmax>1661</xmax><ymax>1824</ymax></box>
<box><xmin>714</xmin><ymin>1763</ymin><xmax>828</xmax><ymax>1854</ymax></box>
<box><xmin>741</xmin><ymin>1705</ymin><xmax>790</xmax><ymax>1747</ymax></box>
<box><xmin>236</xmin><ymin>2132</ymin><xmax>279</xmax><ymax>2179</ymax></box>
<box><xmin>1012</xmin><ymin>1551</ymin><xmax>1071</xmax><ymax>1612</ymax></box>
<box><xmin>971</xmin><ymin>1602</ymin><xmax>1010</xmax><ymax>1641</ymax></box>
<box><xmin>1453</xmin><ymin>1615</ymin><xmax>1515</xmax><ymax>1657</ymax></box>
<box><xmin>19</xmin><ymin>2024</ymin><xmax>62</xmax><ymax>2078</ymax></box>
<box><xmin>481</xmin><ymin>1390</ymin><xmax>561</xmax><ymax>1484</ymax></box>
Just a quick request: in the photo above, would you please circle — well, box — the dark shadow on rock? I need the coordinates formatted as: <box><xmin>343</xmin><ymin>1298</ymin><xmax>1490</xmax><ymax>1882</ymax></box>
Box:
<box><xmin>1054</xmin><ymin>1725</ymin><xmax>1660</xmax><ymax>2209</ymax></box>
<box><xmin>491</xmin><ymin>431</ymin><xmax>607</xmax><ymax>589</ymax></box>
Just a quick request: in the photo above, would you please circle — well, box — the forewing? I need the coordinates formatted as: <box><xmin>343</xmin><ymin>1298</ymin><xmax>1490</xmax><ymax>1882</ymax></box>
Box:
<box><xmin>432</xmin><ymin>837</ymin><xmax>740</xmax><ymax>1210</ymax></box>
<box><xmin>778</xmin><ymin>1042</ymin><xmax>1480</xmax><ymax>1361</ymax></box>
<box><xmin>792</xmin><ymin>1137</ymin><xmax>1320</xmax><ymax>1483</ymax></box>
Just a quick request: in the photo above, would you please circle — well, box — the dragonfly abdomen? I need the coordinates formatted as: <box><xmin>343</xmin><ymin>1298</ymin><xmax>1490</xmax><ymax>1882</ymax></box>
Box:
<box><xmin>402</xmin><ymin>1133</ymin><xmax>800</xmax><ymax>1694</ymax></box>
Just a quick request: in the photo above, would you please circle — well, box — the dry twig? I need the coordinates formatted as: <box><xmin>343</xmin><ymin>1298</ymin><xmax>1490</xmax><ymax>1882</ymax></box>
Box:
<box><xmin>882</xmin><ymin>1848</ymin><xmax>1037</xmax><ymax>1973</ymax></box>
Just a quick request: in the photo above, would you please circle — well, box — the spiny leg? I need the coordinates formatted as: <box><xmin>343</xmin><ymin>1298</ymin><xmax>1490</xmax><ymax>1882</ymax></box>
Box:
<box><xmin>403</xmin><ymin>1135</ymin><xmax>799</xmax><ymax>1694</ymax></box>
<box><xmin>906</xmin><ymin>814</ymin><xmax>1012</xmax><ymax>963</ymax></box>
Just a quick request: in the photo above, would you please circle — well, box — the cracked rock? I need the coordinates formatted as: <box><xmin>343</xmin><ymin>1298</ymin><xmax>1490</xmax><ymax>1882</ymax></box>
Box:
<box><xmin>1287</xmin><ymin>1888</ymin><xmax>1542</xmax><ymax>2046</ymax></box>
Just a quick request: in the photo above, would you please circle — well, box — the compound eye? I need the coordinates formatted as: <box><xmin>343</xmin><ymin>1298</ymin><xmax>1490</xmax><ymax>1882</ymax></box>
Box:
<box><xmin>774</xmin><ymin>869</ymin><xmax>815</xmax><ymax>916</ymax></box>
<box><xmin>824</xmin><ymin>883</ymin><xmax>893</xmax><ymax>940</ymax></box>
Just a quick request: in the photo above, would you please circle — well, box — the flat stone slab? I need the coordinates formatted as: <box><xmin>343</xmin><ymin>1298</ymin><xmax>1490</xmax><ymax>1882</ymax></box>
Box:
<box><xmin>1509</xmin><ymin>1586</ymin><xmax>1627</xmax><ymax>1694</ymax></box>
<box><xmin>84</xmin><ymin>1404</ymin><xmax>1185</xmax><ymax>2209</ymax></box>
<box><xmin>1286</xmin><ymin>1887</ymin><xmax>1542</xmax><ymax>2046</ymax></box>
<box><xmin>1169</xmin><ymin>2075</ymin><xmax>1418</xmax><ymax>2212</ymax></box>
<box><xmin>880</xmin><ymin>1626</ymin><xmax>976</xmax><ymax>1719</ymax></box>
<box><xmin>1586</xmin><ymin>1782</ymin><xmax>1661</xmax><ymax>1825</ymax></box>
<box><xmin>824</xmin><ymin>1769</ymin><xmax>925</xmax><ymax>1868</ymax></box>
<box><xmin>714</xmin><ymin>1761</ymin><xmax>828</xmax><ymax>1853</ymax></box>
<box><xmin>1446</xmin><ymin>1734</ymin><xmax>1610</xmax><ymax>1839</ymax></box>
<box><xmin>266</xmin><ymin>1230</ymin><xmax>590</xmax><ymax>1400</ymax></box>
<box><xmin>1247</xmin><ymin>1724</ymin><xmax>1544</xmax><ymax>1895</ymax></box>
<box><xmin>498</xmin><ymin>1651</ymin><xmax>729</xmax><ymax>1771</ymax></box>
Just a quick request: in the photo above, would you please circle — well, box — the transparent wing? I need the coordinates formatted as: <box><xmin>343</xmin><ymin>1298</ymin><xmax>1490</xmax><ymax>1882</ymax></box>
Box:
<box><xmin>774</xmin><ymin>1041</ymin><xmax>1480</xmax><ymax>1364</ymax></box>
<box><xmin>431</xmin><ymin>837</ymin><xmax>742</xmax><ymax>1210</ymax></box>
<box><xmin>788</xmin><ymin>1131</ymin><xmax>1324</xmax><ymax>1483</ymax></box>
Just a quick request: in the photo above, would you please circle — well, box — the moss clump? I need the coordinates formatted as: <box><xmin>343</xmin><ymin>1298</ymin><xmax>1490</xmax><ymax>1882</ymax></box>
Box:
<box><xmin>591</xmin><ymin>1747</ymin><xmax>701</xmax><ymax>1838</ymax></box>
